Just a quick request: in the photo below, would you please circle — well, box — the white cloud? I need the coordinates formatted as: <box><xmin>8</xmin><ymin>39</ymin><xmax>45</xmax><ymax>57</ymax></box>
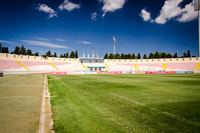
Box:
<box><xmin>77</xmin><ymin>41</ymin><xmax>92</xmax><ymax>45</ymax></box>
<box><xmin>91</xmin><ymin>12</ymin><xmax>97</xmax><ymax>21</ymax></box>
<box><xmin>35</xmin><ymin>37</ymin><xmax>49</xmax><ymax>41</ymax></box>
<box><xmin>177</xmin><ymin>2</ymin><xmax>198</xmax><ymax>22</ymax></box>
<box><xmin>56</xmin><ymin>38</ymin><xmax>67</xmax><ymax>42</ymax></box>
<box><xmin>140</xmin><ymin>9</ymin><xmax>151</xmax><ymax>21</ymax></box>
<box><xmin>155</xmin><ymin>0</ymin><xmax>198</xmax><ymax>24</ymax></box>
<box><xmin>0</xmin><ymin>40</ymin><xmax>17</xmax><ymax>45</ymax></box>
<box><xmin>59</xmin><ymin>0</ymin><xmax>80</xmax><ymax>11</ymax></box>
<box><xmin>22</xmin><ymin>40</ymin><xmax>69</xmax><ymax>49</ymax></box>
<box><xmin>100</xmin><ymin>0</ymin><xmax>126</xmax><ymax>16</ymax></box>
<box><xmin>155</xmin><ymin>0</ymin><xmax>183</xmax><ymax>24</ymax></box>
<box><xmin>37</xmin><ymin>4</ymin><xmax>57</xmax><ymax>18</ymax></box>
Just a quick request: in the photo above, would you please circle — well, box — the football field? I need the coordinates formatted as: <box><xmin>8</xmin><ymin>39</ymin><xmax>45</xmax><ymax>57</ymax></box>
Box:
<box><xmin>48</xmin><ymin>74</ymin><xmax>200</xmax><ymax>133</ymax></box>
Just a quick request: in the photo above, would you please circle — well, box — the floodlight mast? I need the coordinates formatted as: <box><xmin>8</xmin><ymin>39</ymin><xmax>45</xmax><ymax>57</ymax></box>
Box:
<box><xmin>194</xmin><ymin>0</ymin><xmax>200</xmax><ymax>57</ymax></box>
<box><xmin>199</xmin><ymin>9</ymin><xmax>200</xmax><ymax>57</ymax></box>
<box><xmin>113</xmin><ymin>36</ymin><xmax>116</xmax><ymax>55</ymax></box>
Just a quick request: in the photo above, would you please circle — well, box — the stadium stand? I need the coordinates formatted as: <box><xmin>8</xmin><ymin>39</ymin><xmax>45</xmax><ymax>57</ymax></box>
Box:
<box><xmin>0</xmin><ymin>53</ymin><xmax>83</xmax><ymax>74</ymax></box>
<box><xmin>104</xmin><ymin>58</ymin><xmax>200</xmax><ymax>74</ymax></box>
<box><xmin>0</xmin><ymin>53</ymin><xmax>200</xmax><ymax>74</ymax></box>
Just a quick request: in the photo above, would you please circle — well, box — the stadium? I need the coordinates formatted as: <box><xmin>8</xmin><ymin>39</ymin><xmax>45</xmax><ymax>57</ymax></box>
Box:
<box><xmin>0</xmin><ymin>0</ymin><xmax>200</xmax><ymax>133</ymax></box>
<box><xmin>0</xmin><ymin>52</ymin><xmax>200</xmax><ymax>133</ymax></box>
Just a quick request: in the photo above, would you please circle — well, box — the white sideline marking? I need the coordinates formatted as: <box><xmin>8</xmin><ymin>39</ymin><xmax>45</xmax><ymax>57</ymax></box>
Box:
<box><xmin>110</xmin><ymin>93</ymin><xmax>200</xmax><ymax>127</ymax></box>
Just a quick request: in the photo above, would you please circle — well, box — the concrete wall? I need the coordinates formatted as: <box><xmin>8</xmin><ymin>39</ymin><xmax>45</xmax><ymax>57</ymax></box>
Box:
<box><xmin>0</xmin><ymin>53</ymin><xmax>79</xmax><ymax>62</ymax></box>
<box><xmin>104</xmin><ymin>58</ymin><xmax>200</xmax><ymax>64</ymax></box>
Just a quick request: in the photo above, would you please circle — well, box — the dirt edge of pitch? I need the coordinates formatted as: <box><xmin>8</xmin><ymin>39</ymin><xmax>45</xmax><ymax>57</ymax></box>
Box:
<box><xmin>39</xmin><ymin>74</ymin><xmax>54</xmax><ymax>133</ymax></box>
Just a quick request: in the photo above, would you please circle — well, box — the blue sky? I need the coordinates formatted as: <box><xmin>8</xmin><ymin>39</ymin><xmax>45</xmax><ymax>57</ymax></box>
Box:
<box><xmin>0</xmin><ymin>0</ymin><xmax>198</xmax><ymax>57</ymax></box>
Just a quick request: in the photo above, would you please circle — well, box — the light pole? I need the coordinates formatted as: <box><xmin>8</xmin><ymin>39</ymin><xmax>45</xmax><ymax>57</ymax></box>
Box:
<box><xmin>194</xmin><ymin>0</ymin><xmax>200</xmax><ymax>57</ymax></box>
<box><xmin>199</xmin><ymin>9</ymin><xmax>200</xmax><ymax>57</ymax></box>
<box><xmin>113</xmin><ymin>36</ymin><xmax>116</xmax><ymax>55</ymax></box>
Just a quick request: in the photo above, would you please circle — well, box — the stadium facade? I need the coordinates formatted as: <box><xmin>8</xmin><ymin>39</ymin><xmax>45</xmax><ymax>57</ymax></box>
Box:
<box><xmin>0</xmin><ymin>53</ymin><xmax>200</xmax><ymax>74</ymax></box>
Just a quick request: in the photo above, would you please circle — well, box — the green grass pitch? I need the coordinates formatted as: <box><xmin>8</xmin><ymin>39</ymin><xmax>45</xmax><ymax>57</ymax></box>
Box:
<box><xmin>48</xmin><ymin>74</ymin><xmax>200</xmax><ymax>133</ymax></box>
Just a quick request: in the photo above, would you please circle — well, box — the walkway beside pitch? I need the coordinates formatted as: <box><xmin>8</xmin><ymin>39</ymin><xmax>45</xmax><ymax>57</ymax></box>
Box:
<box><xmin>39</xmin><ymin>74</ymin><xmax>54</xmax><ymax>133</ymax></box>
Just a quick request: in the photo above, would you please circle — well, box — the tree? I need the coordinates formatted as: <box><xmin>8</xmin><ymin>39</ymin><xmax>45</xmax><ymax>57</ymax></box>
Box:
<box><xmin>154</xmin><ymin>51</ymin><xmax>160</xmax><ymax>58</ymax></box>
<box><xmin>65</xmin><ymin>52</ymin><xmax>69</xmax><ymax>58</ymax></box>
<box><xmin>108</xmin><ymin>53</ymin><xmax>114</xmax><ymax>59</ymax></box>
<box><xmin>2</xmin><ymin>47</ymin><xmax>9</xmax><ymax>53</ymax></box>
<box><xmin>14</xmin><ymin>46</ymin><xmax>20</xmax><ymax>55</ymax></box>
<box><xmin>121</xmin><ymin>53</ymin><xmax>125</xmax><ymax>59</ymax></box>
<box><xmin>53</xmin><ymin>52</ymin><xmax>57</xmax><ymax>57</ymax></box>
<box><xmin>63</xmin><ymin>52</ymin><xmax>68</xmax><ymax>58</ymax></box>
<box><xmin>104</xmin><ymin>53</ymin><xmax>108</xmax><ymax>59</ymax></box>
<box><xmin>148</xmin><ymin>53</ymin><xmax>154</xmax><ymax>59</ymax></box>
<box><xmin>69</xmin><ymin>51</ymin><xmax>75</xmax><ymax>58</ymax></box>
<box><xmin>75</xmin><ymin>50</ymin><xmax>78</xmax><ymax>58</ymax></box>
<box><xmin>60</xmin><ymin>54</ymin><xmax>63</xmax><ymax>58</ymax></box>
<box><xmin>20</xmin><ymin>45</ymin><xmax>26</xmax><ymax>55</ymax></box>
<box><xmin>186</xmin><ymin>50</ymin><xmax>191</xmax><ymax>57</ymax></box>
<box><xmin>26</xmin><ymin>49</ymin><xmax>32</xmax><ymax>55</ymax></box>
<box><xmin>160</xmin><ymin>52</ymin><xmax>167</xmax><ymax>58</ymax></box>
<box><xmin>166</xmin><ymin>53</ymin><xmax>172</xmax><ymax>58</ymax></box>
<box><xmin>0</xmin><ymin>43</ymin><xmax>8</xmax><ymax>53</ymax></box>
<box><xmin>35</xmin><ymin>52</ymin><xmax>39</xmax><ymax>56</ymax></box>
<box><xmin>0</xmin><ymin>43</ymin><xmax>9</xmax><ymax>53</ymax></box>
<box><xmin>143</xmin><ymin>54</ymin><xmax>147</xmax><ymax>59</ymax></box>
<box><xmin>173</xmin><ymin>52</ymin><xmax>178</xmax><ymax>58</ymax></box>
<box><xmin>183</xmin><ymin>51</ymin><xmax>187</xmax><ymax>57</ymax></box>
<box><xmin>46</xmin><ymin>50</ymin><xmax>52</xmax><ymax>57</ymax></box>
<box><xmin>115</xmin><ymin>53</ymin><xmax>120</xmax><ymax>59</ymax></box>
<box><xmin>137</xmin><ymin>53</ymin><xmax>141</xmax><ymax>59</ymax></box>
<box><xmin>127</xmin><ymin>53</ymin><xmax>132</xmax><ymax>59</ymax></box>
<box><xmin>131</xmin><ymin>53</ymin><xmax>136</xmax><ymax>59</ymax></box>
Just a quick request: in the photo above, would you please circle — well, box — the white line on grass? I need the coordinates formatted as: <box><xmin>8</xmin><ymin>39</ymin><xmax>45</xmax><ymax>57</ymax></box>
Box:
<box><xmin>110</xmin><ymin>93</ymin><xmax>144</xmax><ymax>106</ymax></box>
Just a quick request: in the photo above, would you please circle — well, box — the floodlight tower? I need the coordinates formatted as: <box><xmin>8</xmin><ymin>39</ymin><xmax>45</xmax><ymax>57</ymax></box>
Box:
<box><xmin>194</xmin><ymin>0</ymin><xmax>200</xmax><ymax>57</ymax></box>
<box><xmin>113</xmin><ymin>36</ymin><xmax>116</xmax><ymax>55</ymax></box>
